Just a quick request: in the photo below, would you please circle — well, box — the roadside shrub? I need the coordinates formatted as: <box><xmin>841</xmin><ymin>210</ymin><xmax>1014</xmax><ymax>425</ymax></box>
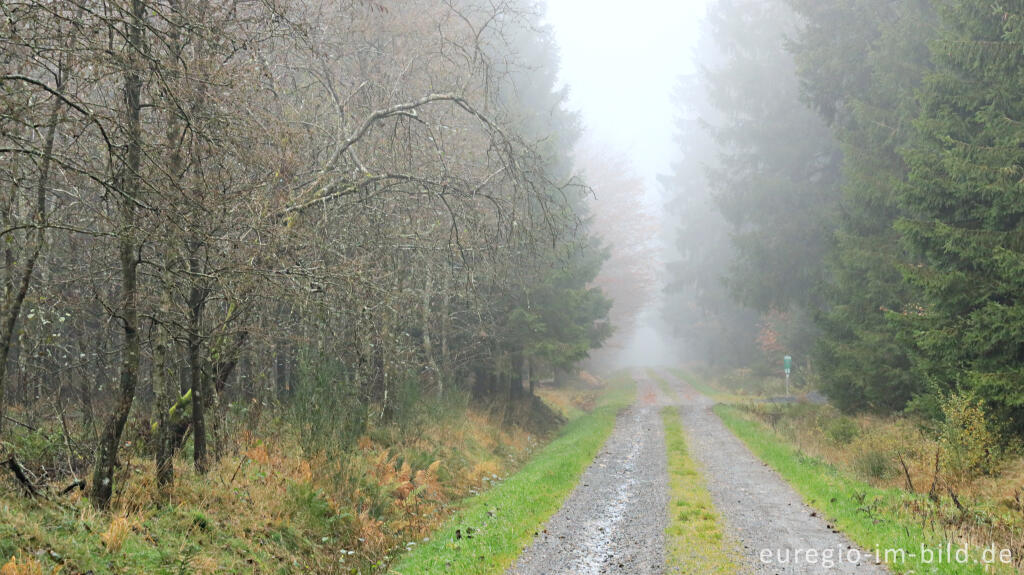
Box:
<box><xmin>853</xmin><ymin>449</ymin><xmax>896</xmax><ymax>480</ymax></box>
<box><xmin>287</xmin><ymin>481</ymin><xmax>356</xmax><ymax>540</ymax></box>
<box><xmin>290</xmin><ymin>355</ymin><xmax>366</xmax><ymax>459</ymax></box>
<box><xmin>939</xmin><ymin>392</ymin><xmax>1000</xmax><ymax>482</ymax></box>
<box><xmin>826</xmin><ymin>417</ymin><xmax>860</xmax><ymax>445</ymax></box>
<box><xmin>903</xmin><ymin>392</ymin><xmax>943</xmax><ymax>424</ymax></box>
<box><xmin>5</xmin><ymin>426</ymin><xmax>64</xmax><ymax>474</ymax></box>
<box><xmin>846</xmin><ymin>422</ymin><xmax>918</xmax><ymax>483</ymax></box>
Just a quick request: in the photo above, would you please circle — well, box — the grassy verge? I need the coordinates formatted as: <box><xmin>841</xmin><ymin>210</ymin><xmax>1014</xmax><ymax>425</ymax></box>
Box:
<box><xmin>716</xmin><ymin>405</ymin><xmax>1014</xmax><ymax>574</ymax></box>
<box><xmin>0</xmin><ymin>383</ymin><xmax>595</xmax><ymax>574</ymax></box>
<box><xmin>660</xmin><ymin>406</ymin><xmax>737</xmax><ymax>573</ymax></box>
<box><xmin>389</xmin><ymin>376</ymin><xmax>635</xmax><ymax>575</ymax></box>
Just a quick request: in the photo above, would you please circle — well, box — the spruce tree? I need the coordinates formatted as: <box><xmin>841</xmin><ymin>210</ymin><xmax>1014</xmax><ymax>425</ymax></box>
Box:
<box><xmin>899</xmin><ymin>1</ymin><xmax>1024</xmax><ymax>429</ymax></box>
<box><xmin>703</xmin><ymin>0</ymin><xmax>842</xmax><ymax>317</ymax></box>
<box><xmin>664</xmin><ymin>0</ymin><xmax>844</xmax><ymax>370</ymax></box>
<box><xmin>787</xmin><ymin>0</ymin><xmax>935</xmax><ymax>411</ymax></box>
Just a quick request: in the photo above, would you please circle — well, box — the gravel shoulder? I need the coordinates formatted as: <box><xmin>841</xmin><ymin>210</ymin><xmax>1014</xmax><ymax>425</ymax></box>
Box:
<box><xmin>662</xmin><ymin>371</ymin><xmax>888</xmax><ymax>574</ymax></box>
<box><xmin>506</xmin><ymin>380</ymin><xmax>669</xmax><ymax>575</ymax></box>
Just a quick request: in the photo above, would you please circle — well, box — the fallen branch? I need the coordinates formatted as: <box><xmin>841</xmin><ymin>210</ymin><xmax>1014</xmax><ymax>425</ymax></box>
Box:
<box><xmin>229</xmin><ymin>455</ymin><xmax>248</xmax><ymax>486</ymax></box>
<box><xmin>3</xmin><ymin>455</ymin><xmax>40</xmax><ymax>497</ymax></box>
<box><xmin>3</xmin><ymin>414</ymin><xmax>36</xmax><ymax>432</ymax></box>
<box><xmin>948</xmin><ymin>486</ymin><xmax>966</xmax><ymax>513</ymax></box>
<box><xmin>59</xmin><ymin>479</ymin><xmax>86</xmax><ymax>496</ymax></box>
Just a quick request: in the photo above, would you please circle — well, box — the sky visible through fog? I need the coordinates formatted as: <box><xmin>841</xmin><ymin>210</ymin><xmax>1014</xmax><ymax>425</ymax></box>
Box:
<box><xmin>545</xmin><ymin>0</ymin><xmax>710</xmax><ymax>365</ymax></box>
<box><xmin>545</xmin><ymin>0</ymin><xmax>708</xmax><ymax>189</ymax></box>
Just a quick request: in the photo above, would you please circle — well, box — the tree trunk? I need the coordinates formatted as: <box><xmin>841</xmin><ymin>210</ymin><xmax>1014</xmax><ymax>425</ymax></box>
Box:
<box><xmin>91</xmin><ymin>238</ymin><xmax>141</xmax><ymax>508</ymax></box>
<box><xmin>0</xmin><ymin>248</ymin><xmax>39</xmax><ymax>438</ymax></box>
<box><xmin>209</xmin><ymin>330</ymin><xmax>246</xmax><ymax>461</ymax></box>
<box><xmin>274</xmin><ymin>343</ymin><xmax>288</xmax><ymax>399</ymax></box>
<box><xmin>187</xmin><ymin>280</ymin><xmax>208</xmax><ymax>474</ymax></box>
<box><xmin>153</xmin><ymin>314</ymin><xmax>173</xmax><ymax>498</ymax></box>
<box><xmin>91</xmin><ymin>0</ymin><xmax>145</xmax><ymax>509</ymax></box>
<box><xmin>422</xmin><ymin>270</ymin><xmax>442</xmax><ymax>395</ymax></box>
<box><xmin>520</xmin><ymin>354</ymin><xmax>530</xmax><ymax>396</ymax></box>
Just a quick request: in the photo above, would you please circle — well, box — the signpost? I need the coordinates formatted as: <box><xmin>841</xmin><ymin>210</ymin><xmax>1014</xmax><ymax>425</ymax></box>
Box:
<box><xmin>783</xmin><ymin>355</ymin><xmax>792</xmax><ymax>397</ymax></box>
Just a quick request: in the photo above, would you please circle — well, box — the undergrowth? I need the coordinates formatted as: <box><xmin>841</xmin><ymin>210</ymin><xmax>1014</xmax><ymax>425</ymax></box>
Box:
<box><xmin>0</xmin><ymin>379</ymin><xmax>602</xmax><ymax>574</ymax></box>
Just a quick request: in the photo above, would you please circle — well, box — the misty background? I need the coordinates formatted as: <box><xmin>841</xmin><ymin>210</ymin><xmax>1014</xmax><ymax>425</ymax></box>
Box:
<box><xmin>547</xmin><ymin>0</ymin><xmax>709</xmax><ymax>367</ymax></box>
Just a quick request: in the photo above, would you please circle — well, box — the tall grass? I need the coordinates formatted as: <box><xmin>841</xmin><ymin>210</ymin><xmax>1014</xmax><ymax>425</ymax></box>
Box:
<box><xmin>0</xmin><ymin>371</ymin><xmax>584</xmax><ymax>574</ymax></box>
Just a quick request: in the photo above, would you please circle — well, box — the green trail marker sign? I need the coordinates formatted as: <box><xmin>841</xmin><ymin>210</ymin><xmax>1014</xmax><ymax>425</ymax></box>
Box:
<box><xmin>783</xmin><ymin>355</ymin><xmax>792</xmax><ymax>396</ymax></box>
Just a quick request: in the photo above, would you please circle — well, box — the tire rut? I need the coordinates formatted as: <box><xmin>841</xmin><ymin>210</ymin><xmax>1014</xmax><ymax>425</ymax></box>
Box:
<box><xmin>506</xmin><ymin>380</ymin><xmax>669</xmax><ymax>575</ymax></box>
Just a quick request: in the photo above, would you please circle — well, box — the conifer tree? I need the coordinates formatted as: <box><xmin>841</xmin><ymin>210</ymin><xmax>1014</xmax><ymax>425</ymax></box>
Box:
<box><xmin>665</xmin><ymin>0</ymin><xmax>841</xmax><ymax>368</ymax></box>
<box><xmin>899</xmin><ymin>1</ymin><xmax>1024</xmax><ymax>429</ymax></box>
<box><xmin>787</xmin><ymin>0</ymin><xmax>936</xmax><ymax>411</ymax></box>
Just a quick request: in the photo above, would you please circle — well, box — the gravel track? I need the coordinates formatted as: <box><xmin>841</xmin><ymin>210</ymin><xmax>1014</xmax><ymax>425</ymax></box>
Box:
<box><xmin>662</xmin><ymin>370</ymin><xmax>888</xmax><ymax>574</ymax></box>
<box><xmin>506</xmin><ymin>380</ymin><xmax>669</xmax><ymax>575</ymax></box>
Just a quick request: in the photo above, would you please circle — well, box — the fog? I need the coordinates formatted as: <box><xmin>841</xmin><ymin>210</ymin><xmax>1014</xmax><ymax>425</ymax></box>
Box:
<box><xmin>546</xmin><ymin>0</ymin><xmax>709</xmax><ymax>367</ymax></box>
<box><xmin>4</xmin><ymin>1</ymin><xmax>1023</xmax><ymax>564</ymax></box>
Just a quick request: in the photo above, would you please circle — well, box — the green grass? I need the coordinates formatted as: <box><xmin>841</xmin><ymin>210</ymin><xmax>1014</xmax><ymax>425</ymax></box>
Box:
<box><xmin>0</xmin><ymin>496</ymin><xmax>287</xmax><ymax>574</ymax></box>
<box><xmin>660</xmin><ymin>406</ymin><xmax>737</xmax><ymax>573</ymax></box>
<box><xmin>716</xmin><ymin>405</ymin><xmax>1006</xmax><ymax>575</ymax></box>
<box><xmin>389</xmin><ymin>376</ymin><xmax>635</xmax><ymax>575</ymax></box>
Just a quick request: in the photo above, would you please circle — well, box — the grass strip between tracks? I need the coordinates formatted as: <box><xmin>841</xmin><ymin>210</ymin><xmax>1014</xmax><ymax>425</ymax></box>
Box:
<box><xmin>660</xmin><ymin>405</ymin><xmax>738</xmax><ymax>574</ymax></box>
<box><xmin>389</xmin><ymin>376</ymin><xmax>635</xmax><ymax>575</ymax></box>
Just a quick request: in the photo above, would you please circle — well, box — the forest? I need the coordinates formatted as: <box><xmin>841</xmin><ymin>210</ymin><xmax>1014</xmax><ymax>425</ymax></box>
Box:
<box><xmin>5</xmin><ymin>0</ymin><xmax>1024</xmax><ymax>573</ymax></box>
<box><xmin>666</xmin><ymin>0</ymin><xmax>1024</xmax><ymax>436</ymax></box>
<box><xmin>0</xmin><ymin>0</ymin><xmax>621</xmax><ymax>561</ymax></box>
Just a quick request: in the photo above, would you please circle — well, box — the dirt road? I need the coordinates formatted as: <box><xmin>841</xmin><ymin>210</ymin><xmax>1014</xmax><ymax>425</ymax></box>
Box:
<box><xmin>507</xmin><ymin>371</ymin><xmax>888</xmax><ymax>574</ymax></box>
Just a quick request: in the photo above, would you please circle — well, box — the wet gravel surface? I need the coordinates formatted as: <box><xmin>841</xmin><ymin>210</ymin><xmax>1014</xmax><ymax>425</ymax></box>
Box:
<box><xmin>663</xmin><ymin>371</ymin><xmax>888</xmax><ymax>574</ymax></box>
<box><xmin>506</xmin><ymin>381</ymin><xmax>669</xmax><ymax>575</ymax></box>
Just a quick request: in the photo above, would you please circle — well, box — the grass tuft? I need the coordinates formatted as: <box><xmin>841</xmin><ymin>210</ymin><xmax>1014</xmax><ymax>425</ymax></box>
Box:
<box><xmin>0</xmin><ymin>555</ymin><xmax>46</xmax><ymax>575</ymax></box>
<box><xmin>100</xmin><ymin>516</ymin><xmax>133</xmax><ymax>553</ymax></box>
